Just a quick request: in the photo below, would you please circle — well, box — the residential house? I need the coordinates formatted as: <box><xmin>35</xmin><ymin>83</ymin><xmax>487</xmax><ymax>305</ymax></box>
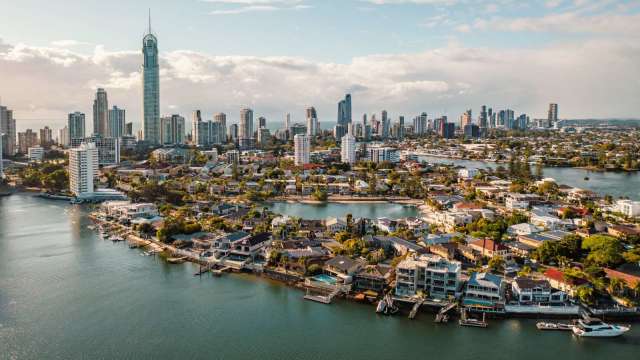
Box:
<box><xmin>543</xmin><ymin>268</ymin><xmax>588</xmax><ymax>296</ymax></box>
<box><xmin>511</xmin><ymin>277</ymin><xmax>567</xmax><ymax>304</ymax></box>
<box><xmin>463</xmin><ymin>272</ymin><xmax>504</xmax><ymax>308</ymax></box>
<box><xmin>353</xmin><ymin>264</ymin><xmax>394</xmax><ymax>294</ymax></box>
<box><xmin>323</xmin><ymin>255</ymin><xmax>364</xmax><ymax>282</ymax></box>
<box><xmin>468</xmin><ymin>239</ymin><xmax>509</xmax><ymax>258</ymax></box>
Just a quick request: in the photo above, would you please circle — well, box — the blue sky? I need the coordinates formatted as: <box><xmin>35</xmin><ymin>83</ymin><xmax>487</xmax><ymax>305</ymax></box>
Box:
<box><xmin>0</xmin><ymin>0</ymin><xmax>639</xmax><ymax>131</ymax></box>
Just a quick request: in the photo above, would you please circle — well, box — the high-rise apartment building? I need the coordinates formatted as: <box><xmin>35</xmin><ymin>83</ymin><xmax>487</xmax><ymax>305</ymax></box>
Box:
<box><xmin>192</xmin><ymin>110</ymin><xmax>202</xmax><ymax>145</ymax></box>
<box><xmin>68</xmin><ymin>112</ymin><xmax>86</xmax><ymax>140</ymax></box>
<box><xmin>68</xmin><ymin>142</ymin><xmax>99</xmax><ymax>196</ymax></box>
<box><xmin>142</xmin><ymin>17</ymin><xmax>160</xmax><ymax>144</ymax></box>
<box><xmin>58</xmin><ymin>126</ymin><xmax>69</xmax><ymax>147</ymax></box>
<box><xmin>214</xmin><ymin>112</ymin><xmax>227</xmax><ymax>142</ymax></box>
<box><xmin>341</xmin><ymin>133</ymin><xmax>356</xmax><ymax>164</ymax></box>
<box><xmin>294</xmin><ymin>134</ymin><xmax>310</xmax><ymax>166</ymax></box>
<box><xmin>548</xmin><ymin>103</ymin><xmax>558</xmax><ymax>127</ymax></box>
<box><xmin>70</xmin><ymin>135</ymin><xmax>120</xmax><ymax>165</ymax></box>
<box><xmin>306</xmin><ymin>107</ymin><xmax>318</xmax><ymax>137</ymax></box>
<box><xmin>108</xmin><ymin>106</ymin><xmax>125</xmax><ymax>138</ymax></box>
<box><xmin>160</xmin><ymin>114</ymin><xmax>185</xmax><ymax>145</ymax></box>
<box><xmin>381</xmin><ymin>110</ymin><xmax>389</xmax><ymax>139</ymax></box>
<box><xmin>92</xmin><ymin>88</ymin><xmax>109</xmax><ymax>136</ymax></box>
<box><xmin>337</xmin><ymin>94</ymin><xmax>352</xmax><ymax>126</ymax></box>
<box><xmin>460</xmin><ymin>109</ymin><xmax>472</xmax><ymax>128</ymax></box>
<box><xmin>0</xmin><ymin>105</ymin><xmax>16</xmax><ymax>156</ymax></box>
<box><xmin>239</xmin><ymin>108</ymin><xmax>254</xmax><ymax>149</ymax></box>
<box><xmin>413</xmin><ymin>112</ymin><xmax>427</xmax><ymax>136</ymax></box>
<box><xmin>18</xmin><ymin>129</ymin><xmax>38</xmax><ymax>154</ymax></box>
<box><xmin>39</xmin><ymin>126</ymin><xmax>53</xmax><ymax>147</ymax></box>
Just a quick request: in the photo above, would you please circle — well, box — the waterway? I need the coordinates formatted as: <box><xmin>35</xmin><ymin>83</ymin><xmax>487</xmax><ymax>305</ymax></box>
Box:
<box><xmin>0</xmin><ymin>194</ymin><xmax>638</xmax><ymax>359</ymax></box>
<box><xmin>417</xmin><ymin>155</ymin><xmax>640</xmax><ymax>200</ymax></box>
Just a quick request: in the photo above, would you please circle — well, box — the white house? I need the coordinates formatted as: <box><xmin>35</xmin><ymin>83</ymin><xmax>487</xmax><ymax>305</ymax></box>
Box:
<box><xmin>325</xmin><ymin>217</ymin><xmax>348</xmax><ymax>233</ymax></box>
<box><xmin>457</xmin><ymin>168</ymin><xmax>478</xmax><ymax>180</ymax></box>
<box><xmin>511</xmin><ymin>277</ymin><xmax>567</xmax><ymax>304</ymax></box>
<box><xmin>616</xmin><ymin>199</ymin><xmax>640</xmax><ymax>218</ymax></box>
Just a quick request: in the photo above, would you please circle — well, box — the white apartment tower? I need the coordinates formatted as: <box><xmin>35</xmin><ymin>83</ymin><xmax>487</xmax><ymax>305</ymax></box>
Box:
<box><xmin>69</xmin><ymin>142</ymin><xmax>99</xmax><ymax>196</ymax></box>
<box><xmin>341</xmin><ymin>133</ymin><xmax>356</xmax><ymax>164</ymax></box>
<box><xmin>294</xmin><ymin>134</ymin><xmax>310</xmax><ymax>166</ymax></box>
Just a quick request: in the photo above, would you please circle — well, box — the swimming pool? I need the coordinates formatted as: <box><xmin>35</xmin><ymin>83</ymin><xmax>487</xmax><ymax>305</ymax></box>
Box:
<box><xmin>312</xmin><ymin>274</ymin><xmax>338</xmax><ymax>285</ymax></box>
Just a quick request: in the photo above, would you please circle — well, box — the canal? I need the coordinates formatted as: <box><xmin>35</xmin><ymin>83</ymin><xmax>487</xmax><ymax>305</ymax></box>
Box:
<box><xmin>0</xmin><ymin>194</ymin><xmax>638</xmax><ymax>359</ymax></box>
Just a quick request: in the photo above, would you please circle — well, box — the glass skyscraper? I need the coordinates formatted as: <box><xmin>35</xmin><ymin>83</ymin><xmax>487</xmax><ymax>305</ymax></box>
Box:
<box><xmin>142</xmin><ymin>18</ymin><xmax>160</xmax><ymax>144</ymax></box>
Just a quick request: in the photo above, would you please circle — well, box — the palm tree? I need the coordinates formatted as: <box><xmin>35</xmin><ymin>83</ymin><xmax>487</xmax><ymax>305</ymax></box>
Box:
<box><xmin>608</xmin><ymin>278</ymin><xmax>625</xmax><ymax>297</ymax></box>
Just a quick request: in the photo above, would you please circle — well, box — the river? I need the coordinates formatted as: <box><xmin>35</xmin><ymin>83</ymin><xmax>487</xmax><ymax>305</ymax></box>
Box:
<box><xmin>0</xmin><ymin>194</ymin><xmax>638</xmax><ymax>359</ymax></box>
<box><xmin>417</xmin><ymin>155</ymin><xmax>640</xmax><ymax>200</ymax></box>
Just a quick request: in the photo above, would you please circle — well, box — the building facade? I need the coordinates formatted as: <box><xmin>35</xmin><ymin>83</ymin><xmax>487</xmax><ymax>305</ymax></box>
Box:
<box><xmin>69</xmin><ymin>142</ymin><xmax>99</xmax><ymax>196</ymax></box>
<box><xmin>341</xmin><ymin>133</ymin><xmax>356</xmax><ymax>164</ymax></box>
<box><xmin>92</xmin><ymin>88</ymin><xmax>109</xmax><ymax>136</ymax></box>
<box><xmin>142</xmin><ymin>25</ymin><xmax>160</xmax><ymax>144</ymax></box>
<box><xmin>294</xmin><ymin>134</ymin><xmax>310</xmax><ymax>166</ymax></box>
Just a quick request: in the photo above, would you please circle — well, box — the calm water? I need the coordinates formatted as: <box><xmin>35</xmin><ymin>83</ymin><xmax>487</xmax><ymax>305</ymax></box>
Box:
<box><xmin>1</xmin><ymin>194</ymin><xmax>639</xmax><ymax>360</ymax></box>
<box><xmin>264</xmin><ymin>201</ymin><xmax>419</xmax><ymax>220</ymax></box>
<box><xmin>418</xmin><ymin>155</ymin><xmax>640</xmax><ymax>200</ymax></box>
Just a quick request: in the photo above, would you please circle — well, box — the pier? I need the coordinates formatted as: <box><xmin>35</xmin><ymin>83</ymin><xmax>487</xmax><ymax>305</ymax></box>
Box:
<box><xmin>408</xmin><ymin>298</ymin><xmax>425</xmax><ymax>319</ymax></box>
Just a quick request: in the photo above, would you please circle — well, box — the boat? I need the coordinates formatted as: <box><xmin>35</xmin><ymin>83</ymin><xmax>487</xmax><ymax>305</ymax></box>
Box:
<box><xmin>572</xmin><ymin>317</ymin><xmax>630</xmax><ymax>337</ymax></box>
<box><xmin>167</xmin><ymin>256</ymin><xmax>187</xmax><ymax>264</ymax></box>
<box><xmin>536</xmin><ymin>322</ymin><xmax>574</xmax><ymax>331</ymax></box>
<box><xmin>376</xmin><ymin>299</ymin><xmax>386</xmax><ymax>313</ymax></box>
<box><xmin>584</xmin><ymin>176</ymin><xmax>589</xmax><ymax>181</ymax></box>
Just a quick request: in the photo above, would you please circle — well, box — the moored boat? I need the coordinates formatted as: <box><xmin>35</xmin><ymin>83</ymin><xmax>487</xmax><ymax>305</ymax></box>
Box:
<box><xmin>572</xmin><ymin>317</ymin><xmax>630</xmax><ymax>338</ymax></box>
<box><xmin>536</xmin><ymin>322</ymin><xmax>573</xmax><ymax>331</ymax></box>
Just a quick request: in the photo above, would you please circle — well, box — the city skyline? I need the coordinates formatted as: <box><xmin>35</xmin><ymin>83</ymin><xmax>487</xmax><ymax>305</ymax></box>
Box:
<box><xmin>1</xmin><ymin>0</ymin><xmax>639</xmax><ymax>133</ymax></box>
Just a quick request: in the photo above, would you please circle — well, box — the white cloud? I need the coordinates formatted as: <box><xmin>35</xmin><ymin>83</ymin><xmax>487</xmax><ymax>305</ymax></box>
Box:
<box><xmin>209</xmin><ymin>5</ymin><xmax>279</xmax><ymax>14</ymax></box>
<box><xmin>1</xmin><ymin>36</ymin><xmax>639</xmax><ymax>131</ymax></box>
<box><xmin>50</xmin><ymin>40</ymin><xmax>91</xmax><ymax>47</ymax></box>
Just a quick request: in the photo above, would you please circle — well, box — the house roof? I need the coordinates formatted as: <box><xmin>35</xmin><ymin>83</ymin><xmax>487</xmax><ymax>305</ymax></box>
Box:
<box><xmin>543</xmin><ymin>268</ymin><xmax>588</xmax><ymax>286</ymax></box>
<box><xmin>325</xmin><ymin>255</ymin><xmax>359</xmax><ymax>272</ymax></box>
<box><xmin>604</xmin><ymin>267</ymin><xmax>640</xmax><ymax>287</ymax></box>
<box><xmin>468</xmin><ymin>272</ymin><xmax>502</xmax><ymax>288</ymax></box>
<box><xmin>514</xmin><ymin>277</ymin><xmax>551</xmax><ymax>290</ymax></box>
<box><xmin>470</xmin><ymin>238</ymin><xmax>507</xmax><ymax>251</ymax></box>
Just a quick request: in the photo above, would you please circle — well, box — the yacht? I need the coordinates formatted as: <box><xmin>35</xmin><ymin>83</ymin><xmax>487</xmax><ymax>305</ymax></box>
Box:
<box><xmin>572</xmin><ymin>317</ymin><xmax>630</xmax><ymax>337</ymax></box>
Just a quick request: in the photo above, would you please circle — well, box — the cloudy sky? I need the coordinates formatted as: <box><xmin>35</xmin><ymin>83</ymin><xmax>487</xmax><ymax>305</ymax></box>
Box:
<box><xmin>0</xmin><ymin>0</ymin><xmax>639</xmax><ymax>132</ymax></box>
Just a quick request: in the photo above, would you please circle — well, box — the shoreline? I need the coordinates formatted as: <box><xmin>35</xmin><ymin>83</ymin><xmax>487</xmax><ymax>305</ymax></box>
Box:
<box><xmin>89</xmin><ymin>213</ymin><xmax>640</xmax><ymax>322</ymax></box>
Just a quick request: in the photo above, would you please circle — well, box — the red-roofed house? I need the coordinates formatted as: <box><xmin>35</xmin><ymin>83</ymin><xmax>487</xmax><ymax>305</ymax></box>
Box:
<box><xmin>543</xmin><ymin>268</ymin><xmax>589</xmax><ymax>296</ymax></box>
<box><xmin>468</xmin><ymin>239</ymin><xmax>509</xmax><ymax>258</ymax></box>
<box><xmin>603</xmin><ymin>268</ymin><xmax>640</xmax><ymax>288</ymax></box>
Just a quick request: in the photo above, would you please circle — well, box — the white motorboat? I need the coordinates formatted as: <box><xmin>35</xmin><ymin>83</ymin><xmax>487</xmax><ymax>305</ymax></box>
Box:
<box><xmin>572</xmin><ymin>317</ymin><xmax>630</xmax><ymax>337</ymax></box>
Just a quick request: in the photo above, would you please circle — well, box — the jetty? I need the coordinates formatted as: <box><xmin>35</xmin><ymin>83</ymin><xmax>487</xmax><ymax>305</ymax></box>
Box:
<box><xmin>304</xmin><ymin>288</ymin><xmax>341</xmax><ymax>304</ymax></box>
<box><xmin>459</xmin><ymin>308</ymin><xmax>488</xmax><ymax>328</ymax></box>
<box><xmin>408</xmin><ymin>298</ymin><xmax>425</xmax><ymax>319</ymax></box>
<box><xmin>435</xmin><ymin>302</ymin><xmax>457</xmax><ymax>323</ymax></box>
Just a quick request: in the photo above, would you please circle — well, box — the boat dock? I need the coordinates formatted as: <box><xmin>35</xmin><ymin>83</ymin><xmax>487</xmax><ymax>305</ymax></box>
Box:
<box><xmin>408</xmin><ymin>298</ymin><xmax>425</xmax><ymax>319</ymax></box>
<box><xmin>459</xmin><ymin>309</ymin><xmax>488</xmax><ymax>328</ymax></box>
<box><xmin>435</xmin><ymin>302</ymin><xmax>457</xmax><ymax>323</ymax></box>
<box><xmin>304</xmin><ymin>288</ymin><xmax>341</xmax><ymax>304</ymax></box>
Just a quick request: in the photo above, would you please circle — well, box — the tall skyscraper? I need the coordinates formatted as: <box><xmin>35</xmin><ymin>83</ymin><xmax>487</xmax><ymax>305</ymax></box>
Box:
<box><xmin>413</xmin><ymin>112</ymin><xmax>427</xmax><ymax>136</ymax></box>
<box><xmin>68</xmin><ymin>112</ymin><xmax>86</xmax><ymax>140</ymax></box>
<box><xmin>58</xmin><ymin>126</ymin><xmax>69</xmax><ymax>147</ymax></box>
<box><xmin>92</xmin><ymin>88</ymin><xmax>108</xmax><ymax>136</ymax></box>
<box><xmin>0</xmin><ymin>104</ymin><xmax>16</xmax><ymax>156</ymax></box>
<box><xmin>239</xmin><ymin>108</ymin><xmax>254</xmax><ymax>149</ymax></box>
<box><xmin>294</xmin><ymin>134</ymin><xmax>310</xmax><ymax>166</ymax></box>
<box><xmin>548</xmin><ymin>103</ymin><xmax>558</xmax><ymax>127</ymax></box>
<box><xmin>480</xmin><ymin>105</ymin><xmax>488</xmax><ymax>129</ymax></box>
<box><xmin>258</xmin><ymin>116</ymin><xmax>267</xmax><ymax>129</ymax></box>
<box><xmin>142</xmin><ymin>14</ymin><xmax>160</xmax><ymax>144</ymax></box>
<box><xmin>398</xmin><ymin>116</ymin><xmax>405</xmax><ymax>140</ymax></box>
<box><xmin>192</xmin><ymin>110</ymin><xmax>202</xmax><ymax>145</ymax></box>
<box><xmin>214</xmin><ymin>112</ymin><xmax>227</xmax><ymax>142</ymax></box>
<box><xmin>229</xmin><ymin>124</ymin><xmax>238</xmax><ymax>143</ymax></box>
<box><xmin>381</xmin><ymin>110</ymin><xmax>389</xmax><ymax>139</ymax></box>
<box><xmin>160</xmin><ymin>114</ymin><xmax>185</xmax><ymax>145</ymax></box>
<box><xmin>125</xmin><ymin>122</ymin><xmax>133</xmax><ymax>136</ymax></box>
<box><xmin>108</xmin><ymin>106</ymin><xmax>125</xmax><ymax>138</ymax></box>
<box><xmin>68</xmin><ymin>142</ymin><xmax>99</xmax><ymax>196</ymax></box>
<box><xmin>341</xmin><ymin>133</ymin><xmax>356</xmax><ymax>164</ymax></box>
<box><xmin>39</xmin><ymin>126</ymin><xmax>53</xmax><ymax>147</ymax></box>
<box><xmin>18</xmin><ymin>129</ymin><xmax>38</xmax><ymax>154</ymax></box>
<box><xmin>284</xmin><ymin>113</ymin><xmax>291</xmax><ymax>130</ymax></box>
<box><xmin>460</xmin><ymin>109</ymin><xmax>472</xmax><ymax>128</ymax></box>
<box><xmin>337</xmin><ymin>94</ymin><xmax>352</xmax><ymax>126</ymax></box>
<box><xmin>306</xmin><ymin>106</ymin><xmax>318</xmax><ymax>136</ymax></box>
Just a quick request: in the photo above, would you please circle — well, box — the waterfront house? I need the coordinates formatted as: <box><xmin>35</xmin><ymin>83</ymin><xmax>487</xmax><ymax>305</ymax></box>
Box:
<box><xmin>353</xmin><ymin>264</ymin><xmax>394</xmax><ymax>294</ymax></box>
<box><xmin>323</xmin><ymin>255</ymin><xmax>364</xmax><ymax>282</ymax></box>
<box><xmin>543</xmin><ymin>268</ymin><xmax>588</xmax><ymax>296</ymax></box>
<box><xmin>511</xmin><ymin>277</ymin><xmax>567</xmax><ymax>304</ymax></box>
<box><xmin>228</xmin><ymin>232</ymin><xmax>271</xmax><ymax>262</ymax></box>
<box><xmin>395</xmin><ymin>253</ymin><xmax>462</xmax><ymax>299</ymax></box>
<box><xmin>463</xmin><ymin>272</ymin><xmax>504</xmax><ymax>309</ymax></box>
<box><xmin>375</xmin><ymin>217</ymin><xmax>397</xmax><ymax>233</ymax></box>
